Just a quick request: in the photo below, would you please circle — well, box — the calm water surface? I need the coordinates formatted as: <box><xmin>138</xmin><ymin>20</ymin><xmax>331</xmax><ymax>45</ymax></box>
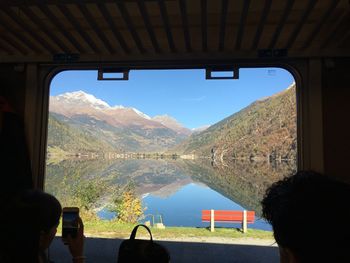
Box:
<box><xmin>142</xmin><ymin>183</ymin><xmax>271</xmax><ymax>230</ymax></box>
<box><xmin>47</xmin><ymin>159</ymin><xmax>296</xmax><ymax>231</ymax></box>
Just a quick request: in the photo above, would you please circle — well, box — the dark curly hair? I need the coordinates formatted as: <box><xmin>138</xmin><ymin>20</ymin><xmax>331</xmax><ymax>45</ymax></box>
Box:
<box><xmin>262</xmin><ymin>171</ymin><xmax>350</xmax><ymax>262</ymax></box>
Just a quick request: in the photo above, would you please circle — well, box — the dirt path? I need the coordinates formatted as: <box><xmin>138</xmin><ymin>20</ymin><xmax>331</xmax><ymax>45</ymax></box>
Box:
<box><xmin>51</xmin><ymin>236</ymin><xmax>279</xmax><ymax>263</ymax></box>
<box><xmin>85</xmin><ymin>232</ymin><xmax>277</xmax><ymax>246</ymax></box>
<box><xmin>156</xmin><ymin>236</ymin><xmax>277</xmax><ymax>246</ymax></box>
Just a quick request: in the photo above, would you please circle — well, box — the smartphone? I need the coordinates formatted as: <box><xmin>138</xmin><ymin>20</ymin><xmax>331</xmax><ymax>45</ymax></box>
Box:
<box><xmin>62</xmin><ymin>207</ymin><xmax>79</xmax><ymax>240</ymax></box>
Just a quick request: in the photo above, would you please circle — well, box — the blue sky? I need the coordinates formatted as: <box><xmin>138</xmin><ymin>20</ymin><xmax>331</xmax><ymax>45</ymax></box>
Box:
<box><xmin>50</xmin><ymin>68</ymin><xmax>294</xmax><ymax>129</ymax></box>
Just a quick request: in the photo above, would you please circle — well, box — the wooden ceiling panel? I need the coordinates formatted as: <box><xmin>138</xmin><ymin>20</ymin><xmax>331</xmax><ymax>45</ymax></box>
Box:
<box><xmin>292</xmin><ymin>0</ymin><xmax>324</xmax><ymax>49</ymax></box>
<box><xmin>320</xmin><ymin>7</ymin><xmax>350</xmax><ymax>49</ymax></box>
<box><xmin>79</xmin><ymin>3</ymin><xmax>115</xmax><ymax>54</ymax></box>
<box><xmin>330</xmin><ymin>12</ymin><xmax>350</xmax><ymax>48</ymax></box>
<box><xmin>48</xmin><ymin>5</ymin><xmax>86</xmax><ymax>53</ymax></box>
<box><xmin>268</xmin><ymin>0</ymin><xmax>294</xmax><ymax>49</ymax></box>
<box><xmin>132</xmin><ymin>2</ymin><xmax>159</xmax><ymax>53</ymax></box>
<box><xmin>67</xmin><ymin>4</ymin><xmax>106</xmax><ymax>53</ymax></box>
<box><xmin>0</xmin><ymin>34</ymin><xmax>18</xmax><ymax>54</ymax></box>
<box><xmin>117</xmin><ymin>2</ymin><xmax>146</xmax><ymax>53</ymax></box>
<box><xmin>235</xmin><ymin>0</ymin><xmax>251</xmax><ymax>50</ymax></box>
<box><xmin>301</xmin><ymin>0</ymin><xmax>340</xmax><ymax>49</ymax></box>
<box><xmin>242</xmin><ymin>1</ymin><xmax>263</xmax><ymax>51</ymax></box>
<box><xmin>251</xmin><ymin>0</ymin><xmax>272</xmax><ymax>50</ymax></box>
<box><xmin>55</xmin><ymin>4</ymin><xmax>96</xmax><ymax>53</ymax></box>
<box><xmin>90</xmin><ymin>3</ymin><xmax>122</xmax><ymax>53</ymax></box>
<box><xmin>186</xmin><ymin>0</ymin><xmax>201</xmax><ymax>52</ymax></box>
<box><xmin>206</xmin><ymin>0</ymin><xmax>221</xmax><ymax>52</ymax></box>
<box><xmin>23</xmin><ymin>6</ymin><xmax>71</xmax><ymax>53</ymax></box>
<box><xmin>159</xmin><ymin>0</ymin><xmax>177</xmax><ymax>53</ymax></box>
<box><xmin>218</xmin><ymin>0</ymin><xmax>229</xmax><ymax>51</ymax></box>
<box><xmin>145</xmin><ymin>1</ymin><xmax>170</xmax><ymax>53</ymax></box>
<box><xmin>97</xmin><ymin>3</ymin><xmax>129</xmax><ymax>54</ymax></box>
<box><xmin>178</xmin><ymin>0</ymin><xmax>192</xmax><ymax>52</ymax></box>
<box><xmin>167</xmin><ymin>0</ymin><xmax>188</xmax><ymax>53</ymax></box>
<box><xmin>0</xmin><ymin>24</ymin><xmax>29</xmax><ymax>54</ymax></box>
<box><xmin>200</xmin><ymin>0</ymin><xmax>207</xmax><ymax>52</ymax></box>
<box><xmin>223</xmin><ymin>2</ymin><xmax>239</xmax><ymax>52</ymax></box>
<box><xmin>107</xmin><ymin>2</ymin><xmax>139</xmax><ymax>54</ymax></box>
<box><xmin>0</xmin><ymin>9</ymin><xmax>43</xmax><ymax>54</ymax></box>
<box><xmin>284</xmin><ymin>0</ymin><xmax>317</xmax><ymax>49</ymax></box>
<box><xmin>260</xmin><ymin>21</ymin><xmax>277</xmax><ymax>50</ymax></box>
<box><xmin>137</xmin><ymin>0</ymin><xmax>161</xmax><ymax>53</ymax></box>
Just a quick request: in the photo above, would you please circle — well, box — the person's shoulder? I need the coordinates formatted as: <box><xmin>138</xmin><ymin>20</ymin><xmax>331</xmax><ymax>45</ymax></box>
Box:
<box><xmin>39</xmin><ymin>251</ymin><xmax>50</xmax><ymax>263</ymax></box>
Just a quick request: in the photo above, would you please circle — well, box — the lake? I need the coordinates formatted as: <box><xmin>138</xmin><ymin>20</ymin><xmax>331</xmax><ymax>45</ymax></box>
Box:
<box><xmin>46</xmin><ymin>158</ymin><xmax>296</xmax><ymax>231</ymax></box>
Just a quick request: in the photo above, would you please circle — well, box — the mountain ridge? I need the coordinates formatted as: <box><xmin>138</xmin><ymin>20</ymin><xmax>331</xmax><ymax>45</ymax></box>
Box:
<box><xmin>50</xmin><ymin>91</ymin><xmax>191</xmax><ymax>131</ymax></box>
<box><xmin>49</xmin><ymin>91</ymin><xmax>191</xmax><ymax>153</ymax></box>
<box><xmin>48</xmin><ymin>85</ymin><xmax>297</xmax><ymax>161</ymax></box>
<box><xmin>171</xmin><ymin>83</ymin><xmax>297</xmax><ymax>162</ymax></box>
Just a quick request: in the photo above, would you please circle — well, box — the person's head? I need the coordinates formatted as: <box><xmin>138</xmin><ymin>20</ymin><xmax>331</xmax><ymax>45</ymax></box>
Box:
<box><xmin>0</xmin><ymin>190</ymin><xmax>62</xmax><ymax>262</ymax></box>
<box><xmin>262</xmin><ymin>171</ymin><xmax>350</xmax><ymax>263</ymax></box>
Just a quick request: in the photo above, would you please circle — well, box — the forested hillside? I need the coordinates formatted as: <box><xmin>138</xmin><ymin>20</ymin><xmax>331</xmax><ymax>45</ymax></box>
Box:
<box><xmin>173</xmin><ymin>84</ymin><xmax>297</xmax><ymax>162</ymax></box>
<box><xmin>47</xmin><ymin>113</ymin><xmax>114</xmax><ymax>154</ymax></box>
<box><xmin>48</xmin><ymin>111</ymin><xmax>187</xmax><ymax>154</ymax></box>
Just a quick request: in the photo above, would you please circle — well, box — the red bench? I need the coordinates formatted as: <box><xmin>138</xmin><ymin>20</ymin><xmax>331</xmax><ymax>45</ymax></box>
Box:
<box><xmin>202</xmin><ymin>210</ymin><xmax>255</xmax><ymax>233</ymax></box>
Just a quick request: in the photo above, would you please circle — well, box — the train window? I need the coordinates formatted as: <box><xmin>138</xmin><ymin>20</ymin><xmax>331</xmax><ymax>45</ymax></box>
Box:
<box><xmin>45</xmin><ymin>68</ymin><xmax>296</xmax><ymax>243</ymax></box>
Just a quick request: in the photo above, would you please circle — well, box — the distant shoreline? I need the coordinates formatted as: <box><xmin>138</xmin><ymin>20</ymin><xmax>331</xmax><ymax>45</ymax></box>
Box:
<box><xmin>47</xmin><ymin>151</ymin><xmax>295</xmax><ymax>163</ymax></box>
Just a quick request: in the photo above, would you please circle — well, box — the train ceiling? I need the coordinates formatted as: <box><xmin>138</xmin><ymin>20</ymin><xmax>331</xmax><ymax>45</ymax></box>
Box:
<box><xmin>0</xmin><ymin>0</ymin><xmax>349</xmax><ymax>63</ymax></box>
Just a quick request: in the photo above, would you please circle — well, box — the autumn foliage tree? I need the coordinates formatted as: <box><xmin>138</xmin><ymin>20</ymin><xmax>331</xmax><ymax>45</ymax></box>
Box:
<box><xmin>112</xmin><ymin>184</ymin><xmax>144</xmax><ymax>223</ymax></box>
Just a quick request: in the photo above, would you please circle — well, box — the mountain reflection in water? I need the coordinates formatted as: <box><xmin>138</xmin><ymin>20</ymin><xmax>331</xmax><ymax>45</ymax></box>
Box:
<box><xmin>46</xmin><ymin>158</ymin><xmax>296</xmax><ymax>231</ymax></box>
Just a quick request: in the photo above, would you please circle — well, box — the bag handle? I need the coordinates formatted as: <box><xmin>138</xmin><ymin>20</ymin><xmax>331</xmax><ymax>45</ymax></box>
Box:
<box><xmin>130</xmin><ymin>224</ymin><xmax>153</xmax><ymax>242</ymax></box>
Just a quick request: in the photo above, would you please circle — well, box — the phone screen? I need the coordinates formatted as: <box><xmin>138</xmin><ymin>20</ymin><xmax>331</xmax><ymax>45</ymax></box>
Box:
<box><xmin>63</xmin><ymin>212</ymin><xmax>78</xmax><ymax>226</ymax></box>
<box><xmin>62</xmin><ymin>211</ymin><xmax>79</xmax><ymax>238</ymax></box>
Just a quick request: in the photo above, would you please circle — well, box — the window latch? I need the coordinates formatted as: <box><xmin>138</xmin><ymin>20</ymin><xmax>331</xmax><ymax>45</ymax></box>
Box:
<box><xmin>97</xmin><ymin>68</ymin><xmax>129</xmax><ymax>81</ymax></box>
<box><xmin>205</xmin><ymin>67</ymin><xmax>239</xmax><ymax>80</ymax></box>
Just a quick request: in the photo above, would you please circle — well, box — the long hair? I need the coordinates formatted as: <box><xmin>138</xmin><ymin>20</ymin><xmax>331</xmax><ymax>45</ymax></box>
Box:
<box><xmin>0</xmin><ymin>190</ymin><xmax>62</xmax><ymax>263</ymax></box>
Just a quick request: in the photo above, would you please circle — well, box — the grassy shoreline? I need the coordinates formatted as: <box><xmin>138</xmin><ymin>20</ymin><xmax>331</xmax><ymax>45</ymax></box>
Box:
<box><xmin>58</xmin><ymin>220</ymin><xmax>274</xmax><ymax>240</ymax></box>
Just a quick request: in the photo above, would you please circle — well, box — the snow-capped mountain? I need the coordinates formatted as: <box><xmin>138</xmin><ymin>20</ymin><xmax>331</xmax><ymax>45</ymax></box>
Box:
<box><xmin>55</xmin><ymin>90</ymin><xmax>110</xmax><ymax>109</ymax></box>
<box><xmin>48</xmin><ymin>91</ymin><xmax>192</xmax><ymax>152</ymax></box>
<box><xmin>132</xmin><ymin>108</ymin><xmax>151</xmax><ymax>120</ymax></box>
<box><xmin>51</xmin><ymin>91</ymin><xmax>164</xmax><ymax>128</ymax></box>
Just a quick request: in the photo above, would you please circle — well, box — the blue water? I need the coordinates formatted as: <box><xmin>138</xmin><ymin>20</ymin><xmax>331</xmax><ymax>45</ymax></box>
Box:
<box><xmin>97</xmin><ymin>209</ymin><xmax>116</xmax><ymax>219</ymax></box>
<box><xmin>98</xmin><ymin>183</ymin><xmax>272</xmax><ymax>231</ymax></box>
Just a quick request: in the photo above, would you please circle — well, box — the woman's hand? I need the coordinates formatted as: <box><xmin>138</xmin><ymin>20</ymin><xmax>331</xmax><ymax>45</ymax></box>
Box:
<box><xmin>63</xmin><ymin>217</ymin><xmax>85</xmax><ymax>262</ymax></box>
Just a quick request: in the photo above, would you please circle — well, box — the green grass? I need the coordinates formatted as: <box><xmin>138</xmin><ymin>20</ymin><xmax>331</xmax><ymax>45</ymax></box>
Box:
<box><xmin>58</xmin><ymin>219</ymin><xmax>273</xmax><ymax>240</ymax></box>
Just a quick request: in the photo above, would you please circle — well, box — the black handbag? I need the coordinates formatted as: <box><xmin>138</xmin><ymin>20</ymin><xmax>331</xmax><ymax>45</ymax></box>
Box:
<box><xmin>117</xmin><ymin>224</ymin><xmax>170</xmax><ymax>263</ymax></box>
